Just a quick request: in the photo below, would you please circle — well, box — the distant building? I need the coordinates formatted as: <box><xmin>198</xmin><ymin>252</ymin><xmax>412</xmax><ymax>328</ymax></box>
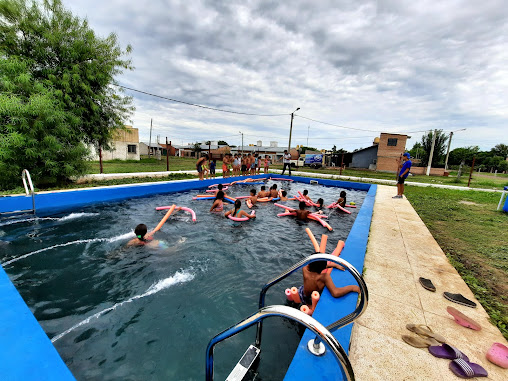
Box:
<box><xmin>350</xmin><ymin>133</ymin><xmax>409</xmax><ymax>172</ymax></box>
<box><xmin>88</xmin><ymin>126</ymin><xmax>140</xmax><ymax>161</ymax></box>
<box><xmin>139</xmin><ymin>142</ymin><xmax>164</xmax><ymax>158</ymax></box>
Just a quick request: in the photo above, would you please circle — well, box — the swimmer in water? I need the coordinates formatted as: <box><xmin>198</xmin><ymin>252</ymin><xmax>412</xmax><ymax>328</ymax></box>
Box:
<box><xmin>225</xmin><ymin>199</ymin><xmax>256</xmax><ymax>219</ymax></box>
<box><xmin>295</xmin><ymin>201</ymin><xmax>310</xmax><ymax>221</ymax></box>
<box><xmin>196</xmin><ymin>183</ymin><xmax>225</xmax><ymax>197</ymax></box>
<box><xmin>269</xmin><ymin>184</ymin><xmax>278</xmax><ymax>198</ymax></box>
<box><xmin>210</xmin><ymin>190</ymin><xmax>225</xmax><ymax>212</ymax></box>
<box><xmin>336</xmin><ymin>191</ymin><xmax>347</xmax><ymax>208</ymax></box>
<box><xmin>258</xmin><ymin>185</ymin><xmax>269</xmax><ymax>198</ymax></box>
<box><xmin>279</xmin><ymin>190</ymin><xmax>289</xmax><ymax>202</ymax></box>
<box><xmin>302</xmin><ymin>189</ymin><xmax>314</xmax><ymax>203</ymax></box>
<box><xmin>127</xmin><ymin>207</ymin><xmax>178</xmax><ymax>247</ymax></box>
<box><xmin>248</xmin><ymin>189</ymin><xmax>258</xmax><ymax>205</ymax></box>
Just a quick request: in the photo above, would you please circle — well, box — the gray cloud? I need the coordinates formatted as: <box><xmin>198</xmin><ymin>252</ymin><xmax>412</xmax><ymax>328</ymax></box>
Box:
<box><xmin>64</xmin><ymin>0</ymin><xmax>508</xmax><ymax>150</ymax></box>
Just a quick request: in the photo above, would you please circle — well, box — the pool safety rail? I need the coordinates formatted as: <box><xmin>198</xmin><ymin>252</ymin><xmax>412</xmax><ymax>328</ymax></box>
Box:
<box><xmin>206</xmin><ymin>305</ymin><xmax>352</xmax><ymax>381</ymax></box>
<box><xmin>0</xmin><ymin>169</ymin><xmax>36</xmax><ymax>219</ymax></box>
<box><xmin>206</xmin><ymin>254</ymin><xmax>367</xmax><ymax>381</ymax></box>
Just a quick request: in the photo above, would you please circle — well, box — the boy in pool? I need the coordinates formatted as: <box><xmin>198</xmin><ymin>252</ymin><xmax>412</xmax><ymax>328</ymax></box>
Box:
<box><xmin>127</xmin><ymin>207</ymin><xmax>177</xmax><ymax>247</ymax></box>
<box><xmin>279</xmin><ymin>190</ymin><xmax>289</xmax><ymax>202</ymax></box>
<box><xmin>225</xmin><ymin>200</ymin><xmax>256</xmax><ymax>219</ymax></box>
<box><xmin>302</xmin><ymin>189</ymin><xmax>314</xmax><ymax>203</ymax></box>
<box><xmin>336</xmin><ymin>191</ymin><xmax>347</xmax><ymax>208</ymax></box>
<box><xmin>295</xmin><ymin>201</ymin><xmax>310</xmax><ymax>221</ymax></box>
<box><xmin>248</xmin><ymin>189</ymin><xmax>258</xmax><ymax>205</ymax></box>
<box><xmin>269</xmin><ymin>184</ymin><xmax>278</xmax><ymax>198</ymax></box>
<box><xmin>258</xmin><ymin>185</ymin><xmax>269</xmax><ymax>198</ymax></box>
<box><xmin>299</xmin><ymin>260</ymin><xmax>359</xmax><ymax>306</ymax></box>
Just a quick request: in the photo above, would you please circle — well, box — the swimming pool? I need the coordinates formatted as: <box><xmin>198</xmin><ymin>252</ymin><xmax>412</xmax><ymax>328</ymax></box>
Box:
<box><xmin>0</xmin><ymin>175</ymin><xmax>374</xmax><ymax>380</ymax></box>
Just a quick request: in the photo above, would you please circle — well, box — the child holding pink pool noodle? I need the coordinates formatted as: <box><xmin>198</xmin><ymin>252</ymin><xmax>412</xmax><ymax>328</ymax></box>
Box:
<box><xmin>298</xmin><ymin>260</ymin><xmax>360</xmax><ymax>308</ymax></box>
<box><xmin>336</xmin><ymin>191</ymin><xmax>347</xmax><ymax>208</ymax></box>
<box><xmin>209</xmin><ymin>191</ymin><xmax>225</xmax><ymax>212</ymax></box>
<box><xmin>127</xmin><ymin>205</ymin><xmax>176</xmax><ymax>247</ymax></box>
<box><xmin>225</xmin><ymin>200</ymin><xmax>256</xmax><ymax>220</ymax></box>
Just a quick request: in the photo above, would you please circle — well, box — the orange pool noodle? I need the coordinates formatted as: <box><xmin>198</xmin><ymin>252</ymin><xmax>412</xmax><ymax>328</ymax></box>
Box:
<box><xmin>305</xmin><ymin>228</ymin><xmax>320</xmax><ymax>252</ymax></box>
<box><xmin>319</xmin><ymin>234</ymin><xmax>328</xmax><ymax>253</ymax></box>
<box><xmin>291</xmin><ymin>287</ymin><xmax>301</xmax><ymax>304</ymax></box>
<box><xmin>285</xmin><ymin>288</ymin><xmax>293</xmax><ymax>301</ymax></box>
<box><xmin>311</xmin><ymin>291</ymin><xmax>320</xmax><ymax>312</ymax></box>
<box><xmin>154</xmin><ymin>205</ymin><xmax>175</xmax><ymax>231</ymax></box>
<box><xmin>300</xmin><ymin>305</ymin><xmax>312</xmax><ymax>315</ymax></box>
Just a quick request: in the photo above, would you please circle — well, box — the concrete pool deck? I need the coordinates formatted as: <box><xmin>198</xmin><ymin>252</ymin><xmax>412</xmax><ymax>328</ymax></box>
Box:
<box><xmin>349</xmin><ymin>184</ymin><xmax>508</xmax><ymax>380</ymax></box>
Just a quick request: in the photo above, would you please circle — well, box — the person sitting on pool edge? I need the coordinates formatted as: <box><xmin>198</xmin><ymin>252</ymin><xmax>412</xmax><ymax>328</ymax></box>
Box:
<box><xmin>298</xmin><ymin>260</ymin><xmax>359</xmax><ymax>306</ymax></box>
<box><xmin>295</xmin><ymin>201</ymin><xmax>310</xmax><ymax>220</ymax></box>
<box><xmin>127</xmin><ymin>207</ymin><xmax>177</xmax><ymax>247</ymax></box>
<box><xmin>225</xmin><ymin>199</ymin><xmax>256</xmax><ymax>219</ymax></box>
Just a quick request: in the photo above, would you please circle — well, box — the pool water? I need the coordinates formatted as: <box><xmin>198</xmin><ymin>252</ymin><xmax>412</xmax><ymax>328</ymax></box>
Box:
<box><xmin>0</xmin><ymin>180</ymin><xmax>366</xmax><ymax>380</ymax></box>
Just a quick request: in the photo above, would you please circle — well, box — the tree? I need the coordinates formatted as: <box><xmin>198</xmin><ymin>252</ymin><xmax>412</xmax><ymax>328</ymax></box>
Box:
<box><xmin>448</xmin><ymin>146</ymin><xmax>479</xmax><ymax>166</ymax></box>
<box><xmin>193</xmin><ymin>142</ymin><xmax>202</xmax><ymax>153</ymax></box>
<box><xmin>420</xmin><ymin>130</ymin><xmax>448</xmax><ymax>167</ymax></box>
<box><xmin>491</xmin><ymin>144</ymin><xmax>508</xmax><ymax>159</ymax></box>
<box><xmin>299</xmin><ymin>146</ymin><xmax>318</xmax><ymax>154</ymax></box>
<box><xmin>0</xmin><ymin>0</ymin><xmax>134</xmax><ymax>152</ymax></box>
<box><xmin>409</xmin><ymin>142</ymin><xmax>425</xmax><ymax>160</ymax></box>
<box><xmin>217</xmin><ymin>140</ymin><xmax>229</xmax><ymax>146</ymax></box>
<box><xmin>0</xmin><ymin>55</ymin><xmax>89</xmax><ymax>189</ymax></box>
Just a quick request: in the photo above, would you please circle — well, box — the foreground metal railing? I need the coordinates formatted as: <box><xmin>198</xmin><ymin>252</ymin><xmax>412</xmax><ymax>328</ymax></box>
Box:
<box><xmin>205</xmin><ymin>305</ymin><xmax>354</xmax><ymax>381</ymax></box>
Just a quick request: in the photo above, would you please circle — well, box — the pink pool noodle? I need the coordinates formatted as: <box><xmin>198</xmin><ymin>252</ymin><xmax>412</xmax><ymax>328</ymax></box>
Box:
<box><xmin>235</xmin><ymin>196</ymin><xmax>251</xmax><ymax>199</ymax></box>
<box><xmin>208</xmin><ymin>183</ymin><xmax>231</xmax><ymax>188</ymax></box>
<box><xmin>326</xmin><ymin>202</ymin><xmax>351</xmax><ymax>214</ymax></box>
<box><xmin>308</xmin><ymin>215</ymin><xmax>333</xmax><ymax>231</ymax></box>
<box><xmin>291</xmin><ymin>287</ymin><xmax>301</xmax><ymax>304</ymax></box>
<box><xmin>344</xmin><ymin>204</ymin><xmax>357</xmax><ymax>208</ymax></box>
<box><xmin>310</xmin><ymin>291</ymin><xmax>320</xmax><ymax>312</ymax></box>
<box><xmin>274</xmin><ymin>203</ymin><xmax>295</xmax><ymax>211</ymax></box>
<box><xmin>300</xmin><ymin>305</ymin><xmax>312</xmax><ymax>315</ymax></box>
<box><xmin>270</xmin><ymin>178</ymin><xmax>294</xmax><ymax>181</ymax></box>
<box><xmin>206</xmin><ymin>186</ymin><xmax>228</xmax><ymax>192</ymax></box>
<box><xmin>228</xmin><ymin>210</ymin><xmax>255</xmax><ymax>222</ymax></box>
<box><xmin>156</xmin><ymin>206</ymin><xmax>197</xmax><ymax>222</ymax></box>
<box><xmin>319</xmin><ymin>234</ymin><xmax>328</xmax><ymax>253</ymax></box>
<box><xmin>277</xmin><ymin>212</ymin><xmax>297</xmax><ymax>217</ymax></box>
<box><xmin>285</xmin><ymin>288</ymin><xmax>293</xmax><ymax>301</ymax></box>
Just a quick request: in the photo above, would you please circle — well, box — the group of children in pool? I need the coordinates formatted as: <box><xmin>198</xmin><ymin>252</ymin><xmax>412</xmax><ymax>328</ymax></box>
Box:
<box><xmin>196</xmin><ymin>153</ymin><xmax>273</xmax><ymax>181</ymax></box>
<box><xmin>129</xmin><ymin>184</ymin><xmax>358</xmax><ymax>313</ymax></box>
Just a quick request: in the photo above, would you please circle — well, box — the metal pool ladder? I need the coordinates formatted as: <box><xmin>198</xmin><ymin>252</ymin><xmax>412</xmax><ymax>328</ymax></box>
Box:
<box><xmin>206</xmin><ymin>253</ymin><xmax>369</xmax><ymax>381</ymax></box>
<box><xmin>1</xmin><ymin>170</ymin><xmax>37</xmax><ymax>219</ymax></box>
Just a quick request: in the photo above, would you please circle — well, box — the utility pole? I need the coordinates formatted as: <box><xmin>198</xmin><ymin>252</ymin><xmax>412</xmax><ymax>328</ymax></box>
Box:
<box><xmin>166</xmin><ymin>137</ymin><xmax>170</xmax><ymax>171</ymax></box>
<box><xmin>467</xmin><ymin>156</ymin><xmax>476</xmax><ymax>187</ymax></box>
<box><xmin>426</xmin><ymin>129</ymin><xmax>437</xmax><ymax>176</ymax></box>
<box><xmin>340</xmin><ymin>153</ymin><xmax>344</xmax><ymax>176</ymax></box>
<box><xmin>148</xmin><ymin>118</ymin><xmax>153</xmax><ymax>158</ymax></box>
<box><xmin>239</xmin><ymin>132</ymin><xmax>244</xmax><ymax>155</ymax></box>
<box><xmin>444</xmin><ymin>128</ymin><xmax>466</xmax><ymax>171</ymax></box>
<box><xmin>307</xmin><ymin>125</ymin><xmax>310</xmax><ymax>147</ymax></box>
<box><xmin>288</xmin><ymin>107</ymin><xmax>300</xmax><ymax>155</ymax></box>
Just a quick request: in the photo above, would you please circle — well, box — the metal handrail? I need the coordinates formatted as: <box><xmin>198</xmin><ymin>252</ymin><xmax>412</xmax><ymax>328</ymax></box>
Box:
<box><xmin>255</xmin><ymin>253</ymin><xmax>368</xmax><ymax>348</ymax></box>
<box><xmin>21</xmin><ymin>169</ymin><xmax>36</xmax><ymax>215</ymax></box>
<box><xmin>205</xmin><ymin>305</ymin><xmax>354</xmax><ymax>381</ymax></box>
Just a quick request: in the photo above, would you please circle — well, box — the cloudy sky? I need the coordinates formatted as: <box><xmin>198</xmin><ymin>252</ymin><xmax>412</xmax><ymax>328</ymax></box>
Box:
<box><xmin>65</xmin><ymin>0</ymin><xmax>507</xmax><ymax>151</ymax></box>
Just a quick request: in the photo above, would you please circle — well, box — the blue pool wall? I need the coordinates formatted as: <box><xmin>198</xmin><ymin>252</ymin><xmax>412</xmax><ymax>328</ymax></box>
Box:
<box><xmin>0</xmin><ymin>174</ymin><xmax>375</xmax><ymax>380</ymax></box>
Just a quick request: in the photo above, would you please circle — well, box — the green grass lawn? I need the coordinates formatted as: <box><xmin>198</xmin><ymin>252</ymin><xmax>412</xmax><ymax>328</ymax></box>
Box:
<box><xmin>405</xmin><ymin>187</ymin><xmax>508</xmax><ymax>339</ymax></box>
<box><xmin>271</xmin><ymin>165</ymin><xmax>508</xmax><ymax>190</ymax></box>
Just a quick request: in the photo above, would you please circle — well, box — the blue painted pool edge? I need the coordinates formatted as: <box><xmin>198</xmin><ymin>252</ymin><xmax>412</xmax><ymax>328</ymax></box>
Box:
<box><xmin>0</xmin><ymin>174</ymin><xmax>375</xmax><ymax>380</ymax></box>
<box><xmin>284</xmin><ymin>183</ymin><xmax>377</xmax><ymax>381</ymax></box>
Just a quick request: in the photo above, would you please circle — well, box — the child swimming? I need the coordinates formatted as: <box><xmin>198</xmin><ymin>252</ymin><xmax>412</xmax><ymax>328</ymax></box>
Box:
<box><xmin>210</xmin><ymin>190</ymin><xmax>225</xmax><ymax>212</ymax></box>
<box><xmin>258</xmin><ymin>185</ymin><xmax>269</xmax><ymax>198</ymax></box>
<box><xmin>127</xmin><ymin>207</ymin><xmax>177</xmax><ymax>247</ymax></box>
<box><xmin>279</xmin><ymin>190</ymin><xmax>289</xmax><ymax>202</ymax></box>
<box><xmin>269</xmin><ymin>184</ymin><xmax>278</xmax><ymax>198</ymax></box>
<box><xmin>295</xmin><ymin>201</ymin><xmax>310</xmax><ymax>221</ymax></box>
<box><xmin>302</xmin><ymin>189</ymin><xmax>314</xmax><ymax>203</ymax></box>
<box><xmin>336</xmin><ymin>191</ymin><xmax>347</xmax><ymax>208</ymax></box>
<box><xmin>225</xmin><ymin>199</ymin><xmax>256</xmax><ymax>219</ymax></box>
<box><xmin>248</xmin><ymin>189</ymin><xmax>258</xmax><ymax>206</ymax></box>
<box><xmin>314</xmin><ymin>198</ymin><xmax>325</xmax><ymax>214</ymax></box>
<box><xmin>298</xmin><ymin>260</ymin><xmax>359</xmax><ymax>306</ymax></box>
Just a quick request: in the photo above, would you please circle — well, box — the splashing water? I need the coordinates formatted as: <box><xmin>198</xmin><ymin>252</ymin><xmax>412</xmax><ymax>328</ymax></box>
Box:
<box><xmin>57</xmin><ymin>213</ymin><xmax>100</xmax><ymax>221</ymax></box>
<box><xmin>2</xmin><ymin>232</ymin><xmax>135</xmax><ymax>266</ymax></box>
<box><xmin>51</xmin><ymin>270</ymin><xmax>195</xmax><ymax>342</ymax></box>
<box><xmin>0</xmin><ymin>212</ymin><xmax>99</xmax><ymax>227</ymax></box>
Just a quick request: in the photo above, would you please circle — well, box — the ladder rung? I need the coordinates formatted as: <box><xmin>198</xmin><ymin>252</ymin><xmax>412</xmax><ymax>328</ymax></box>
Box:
<box><xmin>226</xmin><ymin>345</ymin><xmax>260</xmax><ymax>381</ymax></box>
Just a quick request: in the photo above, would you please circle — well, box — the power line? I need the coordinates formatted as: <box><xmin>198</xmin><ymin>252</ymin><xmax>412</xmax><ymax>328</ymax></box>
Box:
<box><xmin>116</xmin><ymin>84</ymin><xmax>290</xmax><ymax>117</ymax></box>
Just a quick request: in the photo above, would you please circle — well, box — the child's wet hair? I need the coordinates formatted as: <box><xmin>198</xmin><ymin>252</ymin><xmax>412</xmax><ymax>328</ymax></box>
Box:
<box><xmin>317</xmin><ymin>198</ymin><xmax>324</xmax><ymax>206</ymax></box>
<box><xmin>250</xmin><ymin>189</ymin><xmax>256</xmax><ymax>195</ymax></box>
<box><xmin>271</xmin><ymin>184</ymin><xmax>277</xmax><ymax>190</ymax></box>
<box><xmin>299</xmin><ymin>201</ymin><xmax>306</xmax><ymax>209</ymax></box>
<box><xmin>282</xmin><ymin>190</ymin><xmax>287</xmax><ymax>196</ymax></box>
<box><xmin>308</xmin><ymin>260</ymin><xmax>327</xmax><ymax>273</ymax></box>
<box><xmin>216</xmin><ymin>190</ymin><xmax>225</xmax><ymax>200</ymax></box>
<box><xmin>218</xmin><ymin>184</ymin><xmax>223</xmax><ymax>190</ymax></box>
<box><xmin>340</xmin><ymin>191</ymin><xmax>346</xmax><ymax>197</ymax></box>
<box><xmin>303</xmin><ymin>190</ymin><xmax>308</xmax><ymax>196</ymax></box>
<box><xmin>261</xmin><ymin>185</ymin><xmax>265</xmax><ymax>190</ymax></box>
<box><xmin>135</xmin><ymin>224</ymin><xmax>148</xmax><ymax>239</ymax></box>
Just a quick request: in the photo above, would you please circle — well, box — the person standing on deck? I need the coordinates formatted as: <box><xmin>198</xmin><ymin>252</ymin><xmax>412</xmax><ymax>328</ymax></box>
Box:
<box><xmin>394</xmin><ymin>153</ymin><xmax>412</xmax><ymax>198</ymax></box>
<box><xmin>281</xmin><ymin>150</ymin><xmax>292</xmax><ymax>176</ymax></box>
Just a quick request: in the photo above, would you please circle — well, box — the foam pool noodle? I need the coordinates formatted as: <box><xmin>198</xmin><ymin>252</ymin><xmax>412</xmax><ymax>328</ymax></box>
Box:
<box><xmin>319</xmin><ymin>234</ymin><xmax>328</xmax><ymax>253</ymax></box>
<box><xmin>300</xmin><ymin>305</ymin><xmax>312</xmax><ymax>315</ymax></box>
<box><xmin>305</xmin><ymin>228</ymin><xmax>320</xmax><ymax>252</ymax></box>
<box><xmin>285</xmin><ymin>288</ymin><xmax>293</xmax><ymax>301</ymax></box>
<box><xmin>311</xmin><ymin>291</ymin><xmax>320</xmax><ymax>312</ymax></box>
<box><xmin>291</xmin><ymin>287</ymin><xmax>301</xmax><ymax>304</ymax></box>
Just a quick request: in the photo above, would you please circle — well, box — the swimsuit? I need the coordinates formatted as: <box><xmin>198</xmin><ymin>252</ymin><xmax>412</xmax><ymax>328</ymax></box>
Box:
<box><xmin>213</xmin><ymin>201</ymin><xmax>224</xmax><ymax>212</ymax></box>
<box><xmin>297</xmin><ymin>285</ymin><xmax>313</xmax><ymax>306</ymax></box>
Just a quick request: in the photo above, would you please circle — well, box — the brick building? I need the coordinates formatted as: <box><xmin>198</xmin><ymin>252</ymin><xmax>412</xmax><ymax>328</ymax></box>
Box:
<box><xmin>376</xmin><ymin>133</ymin><xmax>409</xmax><ymax>172</ymax></box>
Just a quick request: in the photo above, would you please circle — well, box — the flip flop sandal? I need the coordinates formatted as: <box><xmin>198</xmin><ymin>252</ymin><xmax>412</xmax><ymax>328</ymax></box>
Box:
<box><xmin>446</xmin><ymin>306</ymin><xmax>481</xmax><ymax>331</ymax></box>
<box><xmin>402</xmin><ymin>335</ymin><xmax>439</xmax><ymax>348</ymax></box>
<box><xmin>443</xmin><ymin>292</ymin><xmax>477</xmax><ymax>308</ymax></box>
<box><xmin>486</xmin><ymin>342</ymin><xmax>508</xmax><ymax>368</ymax></box>
<box><xmin>449</xmin><ymin>358</ymin><xmax>488</xmax><ymax>378</ymax></box>
<box><xmin>406</xmin><ymin>324</ymin><xmax>446</xmax><ymax>343</ymax></box>
<box><xmin>419</xmin><ymin>277</ymin><xmax>436</xmax><ymax>292</ymax></box>
<box><xmin>429</xmin><ymin>344</ymin><xmax>469</xmax><ymax>361</ymax></box>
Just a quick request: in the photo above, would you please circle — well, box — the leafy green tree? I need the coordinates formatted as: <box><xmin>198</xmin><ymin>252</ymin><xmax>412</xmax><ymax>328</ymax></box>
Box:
<box><xmin>420</xmin><ymin>130</ymin><xmax>448</xmax><ymax>167</ymax></box>
<box><xmin>217</xmin><ymin>140</ymin><xmax>229</xmax><ymax>146</ymax></box>
<box><xmin>409</xmin><ymin>142</ymin><xmax>425</xmax><ymax>160</ymax></box>
<box><xmin>448</xmin><ymin>146</ymin><xmax>479</xmax><ymax>166</ymax></box>
<box><xmin>491</xmin><ymin>144</ymin><xmax>508</xmax><ymax>159</ymax></box>
<box><xmin>0</xmin><ymin>0</ymin><xmax>134</xmax><ymax>152</ymax></box>
<box><xmin>0</xmin><ymin>55</ymin><xmax>89</xmax><ymax>189</ymax></box>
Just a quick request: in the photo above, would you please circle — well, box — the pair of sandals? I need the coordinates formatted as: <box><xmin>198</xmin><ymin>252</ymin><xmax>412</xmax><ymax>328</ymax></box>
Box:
<box><xmin>402</xmin><ymin>326</ymin><xmax>488</xmax><ymax>378</ymax></box>
<box><xmin>419</xmin><ymin>277</ymin><xmax>477</xmax><ymax>308</ymax></box>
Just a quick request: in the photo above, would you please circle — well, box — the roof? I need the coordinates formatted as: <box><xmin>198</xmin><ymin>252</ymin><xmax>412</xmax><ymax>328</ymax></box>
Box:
<box><xmin>351</xmin><ymin>145</ymin><xmax>378</xmax><ymax>155</ymax></box>
<box><xmin>140</xmin><ymin>142</ymin><xmax>163</xmax><ymax>148</ymax></box>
